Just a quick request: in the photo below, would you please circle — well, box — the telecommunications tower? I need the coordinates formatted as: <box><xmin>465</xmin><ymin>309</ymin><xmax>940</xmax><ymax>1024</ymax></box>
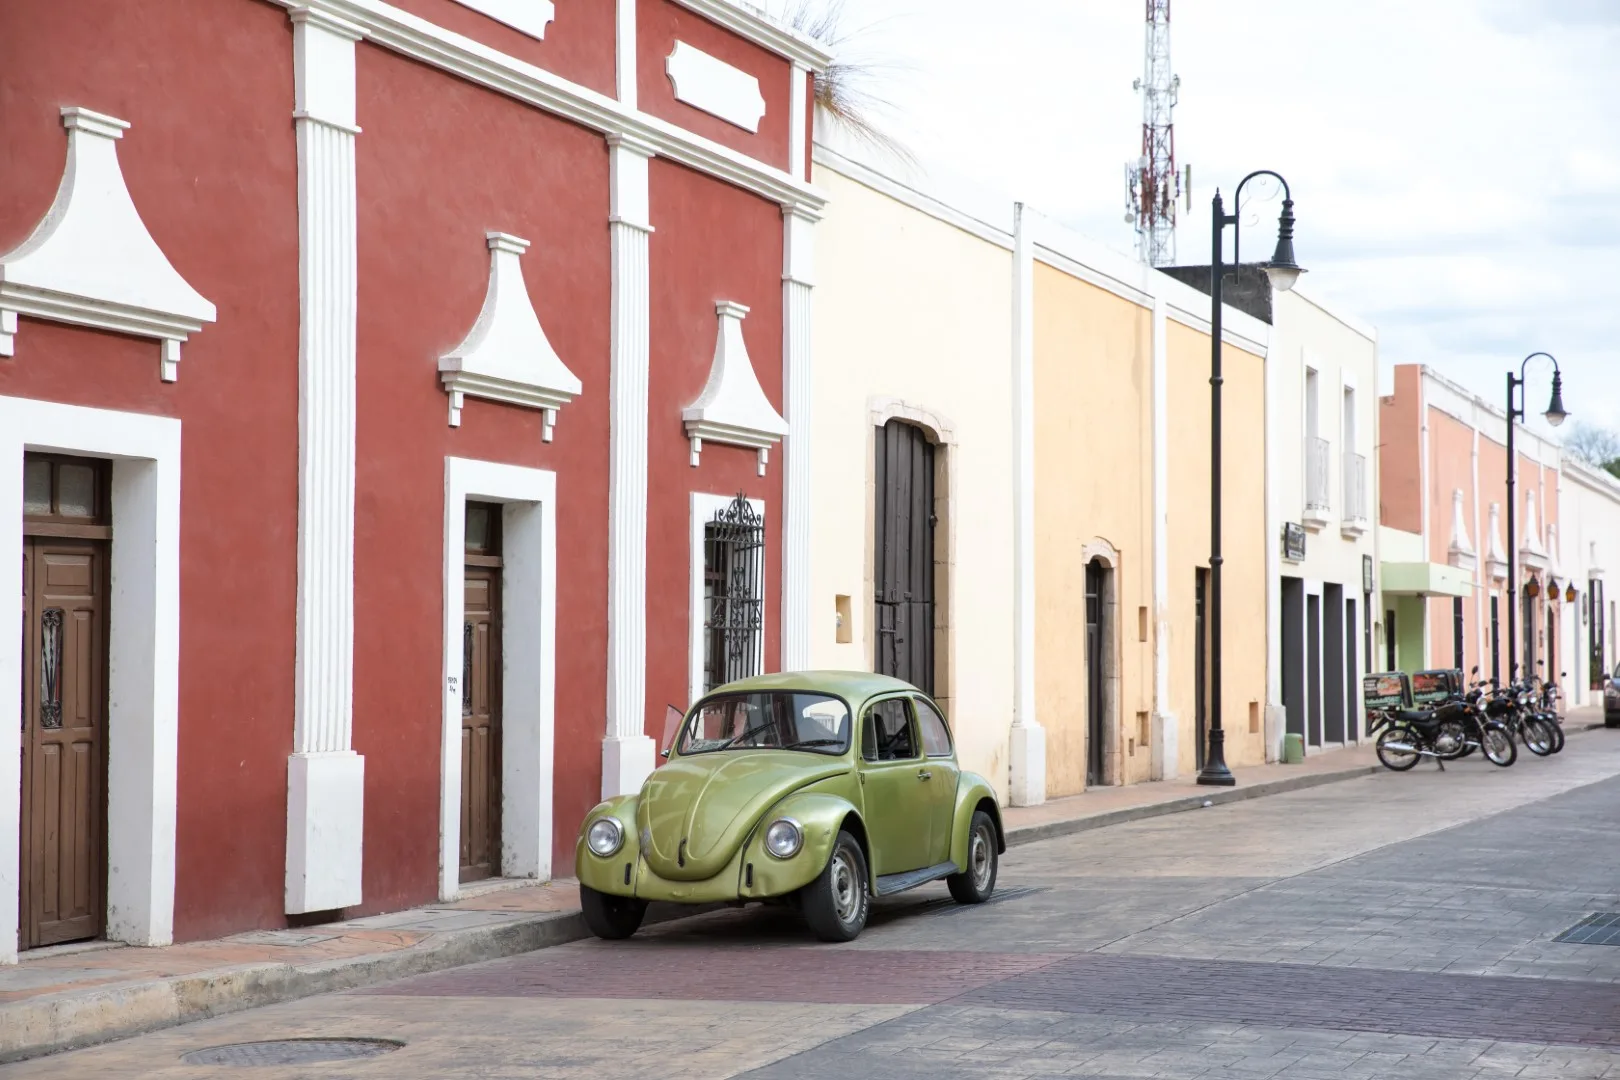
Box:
<box><xmin>1124</xmin><ymin>0</ymin><xmax>1185</xmax><ymax>266</ymax></box>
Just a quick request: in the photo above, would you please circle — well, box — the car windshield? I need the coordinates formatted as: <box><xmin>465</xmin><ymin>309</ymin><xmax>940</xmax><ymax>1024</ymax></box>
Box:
<box><xmin>677</xmin><ymin>692</ymin><xmax>852</xmax><ymax>756</ymax></box>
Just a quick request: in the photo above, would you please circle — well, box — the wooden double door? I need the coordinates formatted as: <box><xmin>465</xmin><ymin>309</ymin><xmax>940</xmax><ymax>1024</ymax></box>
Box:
<box><xmin>20</xmin><ymin>536</ymin><xmax>108</xmax><ymax>949</ymax></box>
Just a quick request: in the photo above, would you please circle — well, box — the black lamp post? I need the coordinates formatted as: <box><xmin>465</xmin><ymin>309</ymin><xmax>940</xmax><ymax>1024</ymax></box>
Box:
<box><xmin>1506</xmin><ymin>352</ymin><xmax>1567</xmax><ymax>683</ymax></box>
<box><xmin>1199</xmin><ymin>171</ymin><xmax>1304</xmax><ymax>788</ymax></box>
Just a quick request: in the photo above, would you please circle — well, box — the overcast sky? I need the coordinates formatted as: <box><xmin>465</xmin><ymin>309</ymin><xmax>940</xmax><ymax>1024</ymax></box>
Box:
<box><xmin>789</xmin><ymin>0</ymin><xmax>1619</xmax><ymax>438</ymax></box>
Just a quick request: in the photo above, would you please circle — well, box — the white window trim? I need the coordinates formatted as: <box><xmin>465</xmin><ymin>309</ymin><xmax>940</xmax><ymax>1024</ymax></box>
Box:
<box><xmin>0</xmin><ymin>396</ymin><xmax>181</xmax><ymax>963</ymax></box>
<box><xmin>689</xmin><ymin>492</ymin><xmax>767</xmax><ymax>709</ymax></box>
<box><xmin>439</xmin><ymin>457</ymin><xmax>558</xmax><ymax>902</ymax></box>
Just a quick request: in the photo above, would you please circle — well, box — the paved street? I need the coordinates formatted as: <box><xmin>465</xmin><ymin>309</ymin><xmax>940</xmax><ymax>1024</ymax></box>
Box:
<box><xmin>12</xmin><ymin>730</ymin><xmax>1620</xmax><ymax>1080</ymax></box>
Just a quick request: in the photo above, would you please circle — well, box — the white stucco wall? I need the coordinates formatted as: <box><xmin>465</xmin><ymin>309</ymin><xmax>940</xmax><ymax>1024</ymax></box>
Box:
<box><xmin>1265</xmin><ymin>287</ymin><xmax>1381</xmax><ymax>751</ymax></box>
<box><xmin>808</xmin><ymin>151</ymin><xmax>1016</xmax><ymax>801</ymax></box>
<box><xmin>1559</xmin><ymin>458</ymin><xmax>1620</xmax><ymax>706</ymax></box>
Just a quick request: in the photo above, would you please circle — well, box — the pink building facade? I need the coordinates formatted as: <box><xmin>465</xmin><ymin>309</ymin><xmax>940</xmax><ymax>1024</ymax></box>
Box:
<box><xmin>1378</xmin><ymin>365</ymin><xmax>1567</xmax><ymax>685</ymax></box>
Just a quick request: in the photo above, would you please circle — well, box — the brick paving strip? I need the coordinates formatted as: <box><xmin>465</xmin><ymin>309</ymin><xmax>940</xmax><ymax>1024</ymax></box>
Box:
<box><xmin>360</xmin><ymin>941</ymin><xmax>1620</xmax><ymax>1051</ymax></box>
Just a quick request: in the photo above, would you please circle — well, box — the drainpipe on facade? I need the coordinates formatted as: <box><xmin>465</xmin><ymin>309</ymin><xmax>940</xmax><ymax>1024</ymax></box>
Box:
<box><xmin>1008</xmin><ymin>202</ymin><xmax>1045</xmax><ymax>806</ymax></box>
<box><xmin>1260</xmin><ymin>305</ymin><xmax>1284</xmax><ymax>763</ymax></box>
<box><xmin>1151</xmin><ymin>296</ymin><xmax>1179</xmax><ymax>778</ymax></box>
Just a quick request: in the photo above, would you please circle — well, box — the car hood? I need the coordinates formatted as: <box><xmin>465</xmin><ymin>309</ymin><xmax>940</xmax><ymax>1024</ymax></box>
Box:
<box><xmin>636</xmin><ymin>752</ymin><xmax>847</xmax><ymax>881</ymax></box>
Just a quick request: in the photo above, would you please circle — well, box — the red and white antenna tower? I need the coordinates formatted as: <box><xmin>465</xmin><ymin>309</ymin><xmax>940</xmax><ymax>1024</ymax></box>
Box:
<box><xmin>1125</xmin><ymin>0</ymin><xmax>1186</xmax><ymax>266</ymax></box>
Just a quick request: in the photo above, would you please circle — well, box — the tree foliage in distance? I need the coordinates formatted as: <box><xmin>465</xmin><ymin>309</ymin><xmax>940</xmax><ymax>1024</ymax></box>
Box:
<box><xmin>1563</xmin><ymin>422</ymin><xmax>1620</xmax><ymax>480</ymax></box>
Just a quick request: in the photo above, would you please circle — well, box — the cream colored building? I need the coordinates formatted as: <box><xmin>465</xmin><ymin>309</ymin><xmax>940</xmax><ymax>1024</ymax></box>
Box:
<box><xmin>809</xmin><ymin>133</ymin><xmax>1273</xmax><ymax>804</ymax></box>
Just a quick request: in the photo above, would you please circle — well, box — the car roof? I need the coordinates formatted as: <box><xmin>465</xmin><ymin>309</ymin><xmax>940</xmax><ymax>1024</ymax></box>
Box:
<box><xmin>703</xmin><ymin>670</ymin><xmax>922</xmax><ymax>709</ymax></box>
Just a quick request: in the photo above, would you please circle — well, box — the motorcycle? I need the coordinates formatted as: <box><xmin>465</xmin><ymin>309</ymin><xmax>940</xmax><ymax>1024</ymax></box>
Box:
<box><xmin>1365</xmin><ymin>669</ymin><xmax>1516</xmax><ymax>771</ymax></box>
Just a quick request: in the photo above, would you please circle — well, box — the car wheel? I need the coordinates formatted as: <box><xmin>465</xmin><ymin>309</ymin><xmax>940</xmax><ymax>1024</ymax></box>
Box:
<box><xmin>800</xmin><ymin>830</ymin><xmax>869</xmax><ymax>942</ymax></box>
<box><xmin>947</xmin><ymin>810</ymin><xmax>999</xmax><ymax>904</ymax></box>
<box><xmin>1607</xmin><ymin>711</ymin><xmax>1620</xmax><ymax>729</ymax></box>
<box><xmin>580</xmin><ymin>884</ymin><xmax>648</xmax><ymax>940</ymax></box>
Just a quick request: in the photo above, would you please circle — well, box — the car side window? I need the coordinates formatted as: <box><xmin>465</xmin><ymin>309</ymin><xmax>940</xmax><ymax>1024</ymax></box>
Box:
<box><xmin>861</xmin><ymin>698</ymin><xmax>917</xmax><ymax>762</ymax></box>
<box><xmin>915</xmin><ymin>698</ymin><xmax>952</xmax><ymax>757</ymax></box>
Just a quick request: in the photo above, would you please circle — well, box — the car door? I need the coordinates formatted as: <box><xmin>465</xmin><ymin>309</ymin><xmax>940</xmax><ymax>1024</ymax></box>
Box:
<box><xmin>857</xmin><ymin>695</ymin><xmax>932</xmax><ymax>876</ymax></box>
<box><xmin>912</xmin><ymin>695</ymin><xmax>960</xmax><ymax>865</ymax></box>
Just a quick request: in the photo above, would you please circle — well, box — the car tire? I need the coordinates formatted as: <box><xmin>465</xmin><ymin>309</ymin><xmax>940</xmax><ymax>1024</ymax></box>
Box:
<box><xmin>800</xmin><ymin>830</ymin><xmax>869</xmax><ymax>943</ymax></box>
<box><xmin>1607</xmin><ymin>712</ymin><xmax>1620</xmax><ymax>729</ymax></box>
<box><xmin>580</xmin><ymin>884</ymin><xmax>648</xmax><ymax>940</ymax></box>
<box><xmin>947</xmin><ymin>810</ymin><xmax>999</xmax><ymax>904</ymax></box>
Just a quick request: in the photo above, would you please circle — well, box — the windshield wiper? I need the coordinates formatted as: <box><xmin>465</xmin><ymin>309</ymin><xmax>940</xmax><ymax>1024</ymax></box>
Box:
<box><xmin>778</xmin><ymin>738</ymin><xmax>845</xmax><ymax>750</ymax></box>
<box><xmin>718</xmin><ymin>717</ymin><xmax>785</xmax><ymax>750</ymax></box>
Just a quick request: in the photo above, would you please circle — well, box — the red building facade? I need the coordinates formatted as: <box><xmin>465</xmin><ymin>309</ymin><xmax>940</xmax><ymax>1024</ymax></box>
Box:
<box><xmin>0</xmin><ymin>0</ymin><xmax>826</xmax><ymax>958</ymax></box>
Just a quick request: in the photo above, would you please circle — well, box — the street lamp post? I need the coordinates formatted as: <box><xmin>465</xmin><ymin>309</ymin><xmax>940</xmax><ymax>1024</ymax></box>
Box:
<box><xmin>1505</xmin><ymin>353</ymin><xmax>1568</xmax><ymax>684</ymax></box>
<box><xmin>1199</xmin><ymin>171</ymin><xmax>1304</xmax><ymax>788</ymax></box>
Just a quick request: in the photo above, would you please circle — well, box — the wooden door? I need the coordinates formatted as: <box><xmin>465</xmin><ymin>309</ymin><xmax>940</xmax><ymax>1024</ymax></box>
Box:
<box><xmin>21</xmin><ymin>538</ymin><xmax>108</xmax><ymax>949</ymax></box>
<box><xmin>874</xmin><ymin>421</ymin><xmax>935</xmax><ymax>694</ymax></box>
<box><xmin>459</xmin><ymin>502</ymin><xmax>502</xmax><ymax>884</ymax></box>
<box><xmin>1084</xmin><ymin>560</ymin><xmax>1105</xmax><ymax>788</ymax></box>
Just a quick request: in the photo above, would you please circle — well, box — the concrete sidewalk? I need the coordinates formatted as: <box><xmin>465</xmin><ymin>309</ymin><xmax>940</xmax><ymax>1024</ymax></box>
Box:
<box><xmin>0</xmin><ymin>737</ymin><xmax>1457</xmax><ymax>1064</ymax></box>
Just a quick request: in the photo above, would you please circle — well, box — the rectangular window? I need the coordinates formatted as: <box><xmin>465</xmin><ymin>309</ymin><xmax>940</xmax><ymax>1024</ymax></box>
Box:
<box><xmin>695</xmin><ymin>493</ymin><xmax>765</xmax><ymax>698</ymax></box>
<box><xmin>1490</xmin><ymin>595</ymin><xmax>1501</xmax><ymax>683</ymax></box>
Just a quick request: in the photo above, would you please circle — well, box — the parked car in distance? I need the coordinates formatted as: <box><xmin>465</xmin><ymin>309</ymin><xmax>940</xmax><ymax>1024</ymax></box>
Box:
<box><xmin>575</xmin><ymin>671</ymin><xmax>1005</xmax><ymax>943</ymax></box>
<box><xmin>1606</xmin><ymin>666</ymin><xmax>1620</xmax><ymax>727</ymax></box>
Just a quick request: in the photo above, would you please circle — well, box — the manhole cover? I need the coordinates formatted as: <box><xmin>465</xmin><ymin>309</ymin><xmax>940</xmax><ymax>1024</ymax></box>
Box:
<box><xmin>1555</xmin><ymin>912</ymin><xmax>1620</xmax><ymax>946</ymax></box>
<box><xmin>181</xmin><ymin>1038</ymin><xmax>402</xmax><ymax>1066</ymax></box>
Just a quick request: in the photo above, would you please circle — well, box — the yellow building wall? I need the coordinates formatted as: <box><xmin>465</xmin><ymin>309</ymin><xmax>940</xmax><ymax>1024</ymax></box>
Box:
<box><xmin>1032</xmin><ymin>264</ymin><xmax>1155</xmax><ymax>797</ymax></box>
<box><xmin>808</xmin><ymin>164</ymin><xmax>1017</xmax><ymax>803</ymax></box>
<box><xmin>1165</xmin><ymin>321</ymin><xmax>1269</xmax><ymax>772</ymax></box>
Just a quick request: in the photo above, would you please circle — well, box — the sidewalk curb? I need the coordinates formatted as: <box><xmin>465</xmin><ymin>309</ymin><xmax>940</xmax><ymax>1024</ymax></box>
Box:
<box><xmin>0</xmin><ymin>902</ymin><xmax>709</xmax><ymax>1065</ymax></box>
<box><xmin>1003</xmin><ymin>763</ymin><xmax>1383</xmax><ymax>849</ymax></box>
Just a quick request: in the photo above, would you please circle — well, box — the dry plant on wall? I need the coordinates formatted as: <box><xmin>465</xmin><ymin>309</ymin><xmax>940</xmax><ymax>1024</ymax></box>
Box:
<box><xmin>770</xmin><ymin>0</ymin><xmax>916</xmax><ymax>165</ymax></box>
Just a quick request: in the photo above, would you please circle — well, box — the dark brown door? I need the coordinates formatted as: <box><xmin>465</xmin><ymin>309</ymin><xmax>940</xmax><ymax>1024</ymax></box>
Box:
<box><xmin>1085</xmin><ymin>560</ymin><xmax>1106</xmax><ymax>788</ymax></box>
<box><xmin>21</xmin><ymin>538</ymin><xmax>108</xmax><ymax>949</ymax></box>
<box><xmin>459</xmin><ymin>503</ymin><xmax>502</xmax><ymax>884</ymax></box>
<box><xmin>874</xmin><ymin>420</ymin><xmax>935</xmax><ymax>694</ymax></box>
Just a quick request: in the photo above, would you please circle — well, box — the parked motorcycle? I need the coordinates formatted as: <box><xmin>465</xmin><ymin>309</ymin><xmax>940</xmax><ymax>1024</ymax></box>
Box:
<box><xmin>1365</xmin><ymin>669</ymin><xmax>1516</xmax><ymax>771</ymax></box>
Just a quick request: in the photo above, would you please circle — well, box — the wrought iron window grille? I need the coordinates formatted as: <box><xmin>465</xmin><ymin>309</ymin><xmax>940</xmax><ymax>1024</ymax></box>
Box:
<box><xmin>703</xmin><ymin>493</ymin><xmax>764</xmax><ymax>693</ymax></box>
<box><xmin>41</xmin><ymin>607</ymin><xmax>63</xmax><ymax>729</ymax></box>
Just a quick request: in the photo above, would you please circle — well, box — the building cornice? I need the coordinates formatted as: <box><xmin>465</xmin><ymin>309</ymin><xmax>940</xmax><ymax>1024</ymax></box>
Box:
<box><xmin>278</xmin><ymin>0</ymin><xmax>826</xmax><ymax>212</ymax></box>
<box><xmin>669</xmin><ymin>0</ymin><xmax>834</xmax><ymax>72</ymax></box>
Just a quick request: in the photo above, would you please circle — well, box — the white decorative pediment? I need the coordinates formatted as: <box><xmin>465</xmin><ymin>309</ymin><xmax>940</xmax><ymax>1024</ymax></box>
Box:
<box><xmin>683</xmin><ymin>301</ymin><xmax>787</xmax><ymax>475</ymax></box>
<box><xmin>440</xmin><ymin>232</ymin><xmax>582</xmax><ymax>442</ymax></box>
<box><xmin>0</xmin><ymin>108</ymin><xmax>216</xmax><ymax>381</ymax></box>
<box><xmin>449</xmin><ymin>0</ymin><xmax>555</xmax><ymax>40</ymax></box>
<box><xmin>1486</xmin><ymin>502</ymin><xmax>1508</xmax><ymax>583</ymax></box>
<box><xmin>665</xmin><ymin>41</ymin><xmax>767</xmax><ymax>133</ymax></box>
<box><xmin>1519</xmin><ymin>491</ymin><xmax>1547</xmax><ymax>570</ymax></box>
<box><xmin>1548</xmin><ymin>522</ymin><xmax>1563</xmax><ymax>580</ymax></box>
<box><xmin>1446</xmin><ymin>488</ymin><xmax>1476</xmax><ymax>572</ymax></box>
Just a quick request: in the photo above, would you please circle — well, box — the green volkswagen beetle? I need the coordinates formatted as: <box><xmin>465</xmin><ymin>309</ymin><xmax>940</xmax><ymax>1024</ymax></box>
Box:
<box><xmin>575</xmin><ymin>671</ymin><xmax>1004</xmax><ymax>942</ymax></box>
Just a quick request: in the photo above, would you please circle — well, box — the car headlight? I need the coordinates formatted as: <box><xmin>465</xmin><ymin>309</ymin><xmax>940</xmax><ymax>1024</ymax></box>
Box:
<box><xmin>763</xmin><ymin>818</ymin><xmax>802</xmax><ymax>859</ymax></box>
<box><xmin>587</xmin><ymin>817</ymin><xmax>624</xmax><ymax>857</ymax></box>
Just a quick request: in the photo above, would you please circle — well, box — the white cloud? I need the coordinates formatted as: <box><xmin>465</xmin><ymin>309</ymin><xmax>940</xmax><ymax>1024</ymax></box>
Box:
<box><xmin>796</xmin><ymin>0</ymin><xmax>1620</xmax><ymax>431</ymax></box>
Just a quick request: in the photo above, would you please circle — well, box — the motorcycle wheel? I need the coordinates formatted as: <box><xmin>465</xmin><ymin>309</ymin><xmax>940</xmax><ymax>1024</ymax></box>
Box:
<box><xmin>1545</xmin><ymin>718</ymin><xmax>1566</xmax><ymax>754</ymax></box>
<box><xmin>1522</xmin><ymin>718</ymin><xmax>1555</xmax><ymax>757</ymax></box>
<box><xmin>1480</xmin><ymin>722</ymin><xmax>1518</xmax><ymax>767</ymax></box>
<box><xmin>1375</xmin><ymin>727</ymin><xmax>1422</xmax><ymax>771</ymax></box>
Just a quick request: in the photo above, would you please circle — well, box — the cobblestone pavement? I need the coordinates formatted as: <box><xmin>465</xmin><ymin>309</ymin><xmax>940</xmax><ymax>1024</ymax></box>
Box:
<box><xmin>11</xmin><ymin>730</ymin><xmax>1620</xmax><ymax>1080</ymax></box>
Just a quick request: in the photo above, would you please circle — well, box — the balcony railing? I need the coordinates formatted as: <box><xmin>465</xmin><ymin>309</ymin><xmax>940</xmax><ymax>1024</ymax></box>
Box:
<box><xmin>1305</xmin><ymin>436</ymin><xmax>1331</xmax><ymax>518</ymax></box>
<box><xmin>1343</xmin><ymin>451</ymin><xmax>1368</xmax><ymax>527</ymax></box>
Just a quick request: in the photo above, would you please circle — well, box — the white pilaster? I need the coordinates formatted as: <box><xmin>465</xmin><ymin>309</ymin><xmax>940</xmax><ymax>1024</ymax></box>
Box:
<box><xmin>781</xmin><ymin>205</ymin><xmax>816</xmax><ymax>671</ymax></box>
<box><xmin>1151</xmin><ymin>297</ymin><xmax>1181</xmax><ymax>778</ymax></box>
<box><xmin>286</xmin><ymin>5</ymin><xmax>365</xmax><ymax>915</ymax></box>
<box><xmin>615</xmin><ymin>0</ymin><xmax>637</xmax><ymax>106</ymax></box>
<box><xmin>603</xmin><ymin>133</ymin><xmax>658</xmax><ymax>798</ymax></box>
<box><xmin>789</xmin><ymin>63</ymin><xmax>808</xmax><ymax>179</ymax></box>
<box><xmin>1008</xmin><ymin>203</ymin><xmax>1045</xmax><ymax>806</ymax></box>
